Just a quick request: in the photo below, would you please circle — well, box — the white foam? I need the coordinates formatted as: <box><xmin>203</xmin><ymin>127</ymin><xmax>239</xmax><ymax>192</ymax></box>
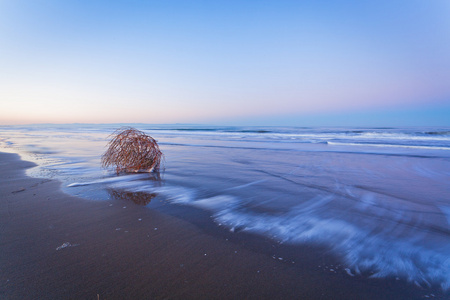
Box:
<box><xmin>344</xmin><ymin>268</ymin><xmax>355</xmax><ymax>276</ymax></box>
<box><xmin>191</xmin><ymin>195</ymin><xmax>239</xmax><ymax>211</ymax></box>
<box><xmin>186</xmin><ymin>194</ymin><xmax>450</xmax><ymax>290</ymax></box>
<box><xmin>224</xmin><ymin>180</ymin><xmax>267</xmax><ymax>190</ymax></box>
<box><xmin>68</xmin><ymin>174</ymin><xmax>147</xmax><ymax>187</ymax></box>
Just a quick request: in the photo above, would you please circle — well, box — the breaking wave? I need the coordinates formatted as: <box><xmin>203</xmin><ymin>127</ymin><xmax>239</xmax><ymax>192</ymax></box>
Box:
<box><xmin>106</xmin><ymin>179</ymin><xmax>450</xmax><ymax>290</ymax></box>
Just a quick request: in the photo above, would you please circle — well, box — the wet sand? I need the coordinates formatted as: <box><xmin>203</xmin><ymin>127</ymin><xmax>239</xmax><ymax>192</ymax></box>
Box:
<box><xmin>0</xmin><ymin>152</ymin><xmax>437</xmax><ymax>299</ymax></box>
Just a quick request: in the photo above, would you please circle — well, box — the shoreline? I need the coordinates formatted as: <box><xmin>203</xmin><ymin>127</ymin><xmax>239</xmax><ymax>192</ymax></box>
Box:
<box><xmin>0</xmin><ymin>151</ymin><xmax>441</xmax><ymax>299</ymax></box>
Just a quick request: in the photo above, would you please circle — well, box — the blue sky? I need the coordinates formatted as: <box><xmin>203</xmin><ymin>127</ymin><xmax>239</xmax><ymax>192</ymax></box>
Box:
<box><xmin>1</xmin><ymin>0</ymin><xmax>449</xmax><ymax>126</ymax></box>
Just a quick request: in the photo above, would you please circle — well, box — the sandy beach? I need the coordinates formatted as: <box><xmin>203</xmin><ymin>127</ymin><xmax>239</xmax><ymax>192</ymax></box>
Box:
<box><xmin>2</xmin><ymin>0</ymin><xmax>449</xmax><ymax>297</ymax></box>
<box><xmin>0</xmin><ymin>151</ymin><xmax>443</xmax><ymax>299</ymax></box>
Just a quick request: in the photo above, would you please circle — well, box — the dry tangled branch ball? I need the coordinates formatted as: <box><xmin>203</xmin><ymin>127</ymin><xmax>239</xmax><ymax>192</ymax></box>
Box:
<box><xmin>102</xmin><ymin>127</ymin><xmax>163</xmax><ymax>174</ymax></box>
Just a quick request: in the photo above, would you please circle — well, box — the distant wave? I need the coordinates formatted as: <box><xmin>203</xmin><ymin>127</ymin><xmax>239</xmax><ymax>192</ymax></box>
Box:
<box><xmin>424</xmin><ymin>131</ymin><xmax>450</xmax><ymax>136</ymax></box>
<box><xmin>156</xmin><ymin>128</ymin><xmax>219</xmax><ymax>132</ymax></box>
<box><xmin>144</xmin><ymin>127</ymin><xmax>273</xmax><ymax>134</ymax></box>
<box><xmin>327</xmin><ymin>141</ymin><xmax>450</xmax><ymax>151</ymax></box>
<box><xmin>229</xmin><ymin>129</ymin><xmax>272</xmax><ymax>133</ymax></box>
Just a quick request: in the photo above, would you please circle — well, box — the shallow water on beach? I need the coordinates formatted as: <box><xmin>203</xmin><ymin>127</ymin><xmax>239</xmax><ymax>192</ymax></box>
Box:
<box><xmin>1</xmin><ymin>124</ymin><xmax>450</xmax><ymax>291</ymax></box>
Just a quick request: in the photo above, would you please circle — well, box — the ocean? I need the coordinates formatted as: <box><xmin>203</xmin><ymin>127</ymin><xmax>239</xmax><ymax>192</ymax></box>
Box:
<box><xmin>1</xmin><ymin>124</ymin><xmax>449</xmax><ymax>293</ymax></box>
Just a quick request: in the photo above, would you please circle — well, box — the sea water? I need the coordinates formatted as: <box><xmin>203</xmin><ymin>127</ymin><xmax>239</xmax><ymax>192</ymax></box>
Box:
<box><xmin>1</xmin><ymin>124</ymin><xmax>449</xmax><ymax>290</ymax></box>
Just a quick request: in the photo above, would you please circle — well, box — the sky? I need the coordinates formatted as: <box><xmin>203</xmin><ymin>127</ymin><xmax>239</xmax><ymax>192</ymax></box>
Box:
<box><xmin>1</xmin><ymin>0</ymin><xmax>449</xmax><ymax>126</ymax></box>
